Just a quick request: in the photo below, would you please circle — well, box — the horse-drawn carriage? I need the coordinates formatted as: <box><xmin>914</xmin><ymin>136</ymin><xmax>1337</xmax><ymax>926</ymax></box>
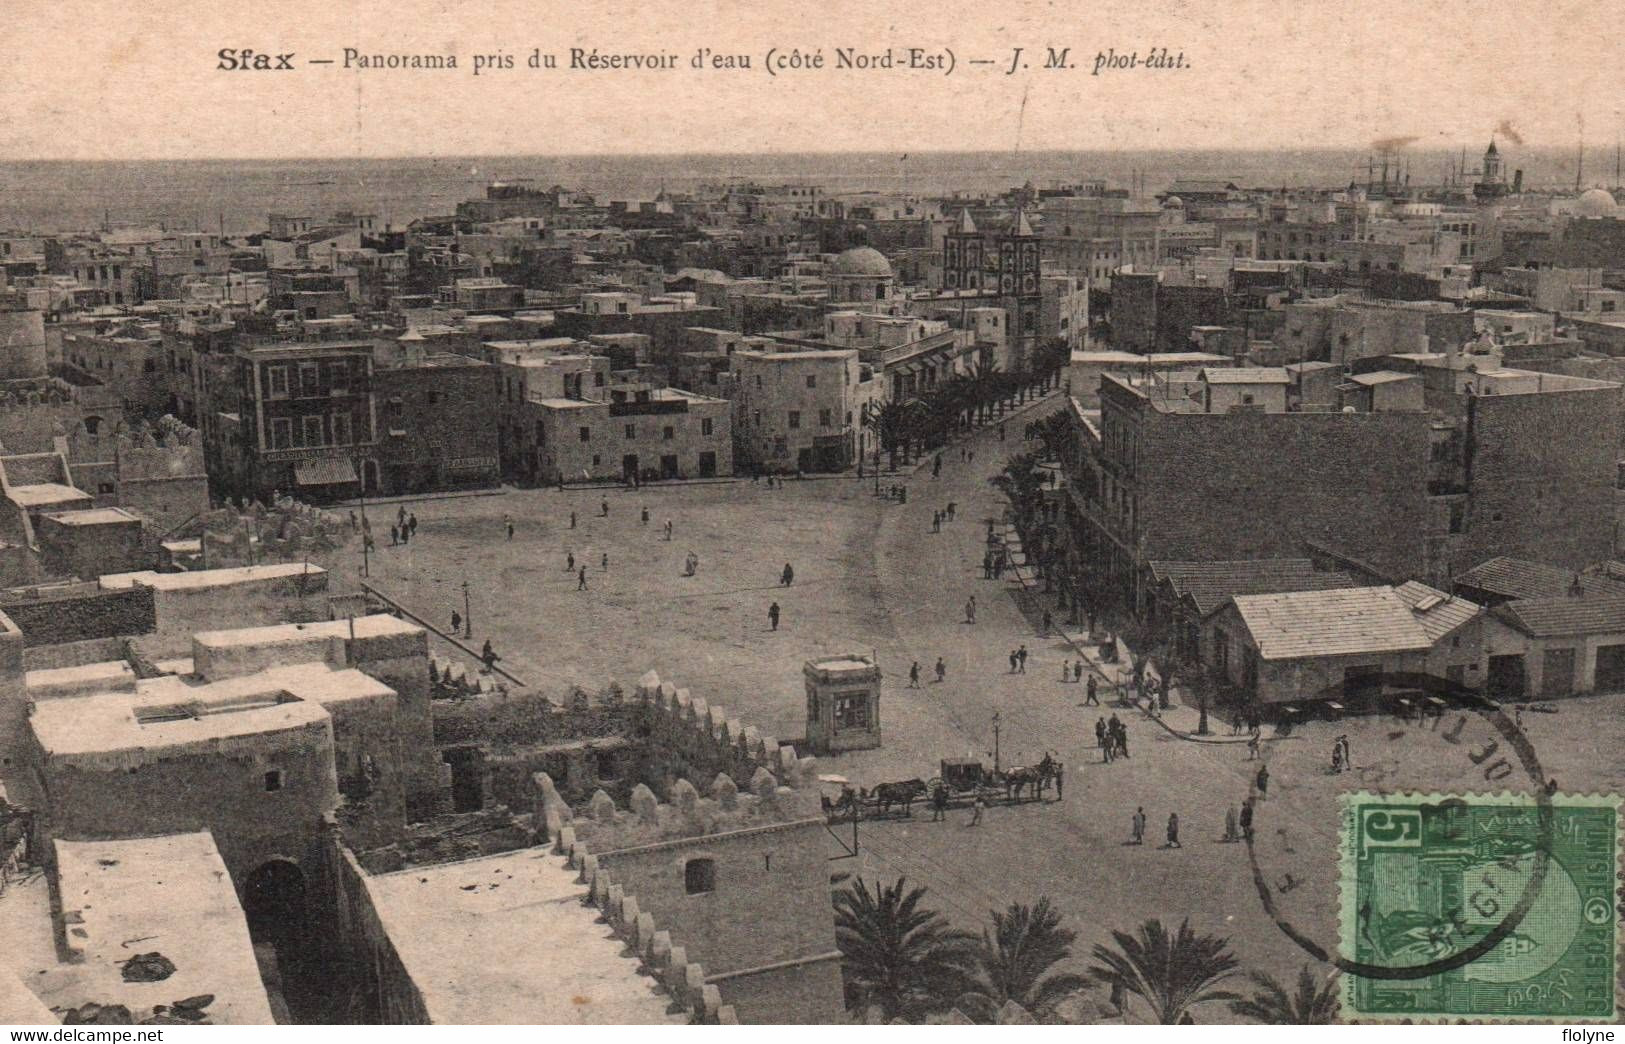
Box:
<box><xmin>822</xmin><ymin>753</ymin><xmax>1061</xmax><ymax>823</ymax></box>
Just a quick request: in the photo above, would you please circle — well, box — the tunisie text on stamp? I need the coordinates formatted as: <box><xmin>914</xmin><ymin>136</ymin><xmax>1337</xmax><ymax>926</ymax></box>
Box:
<box><xmin>1340</xmin><ymin>791</ymin><xmax>1618</xmax><ymax>1020</ymax></box>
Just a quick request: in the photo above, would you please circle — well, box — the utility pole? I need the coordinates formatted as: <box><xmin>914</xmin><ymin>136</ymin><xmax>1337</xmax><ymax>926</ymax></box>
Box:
<box><xmin>462</xmin><ymin>579</ymin><xmax>473</xmax><ymax>638</ymax></box>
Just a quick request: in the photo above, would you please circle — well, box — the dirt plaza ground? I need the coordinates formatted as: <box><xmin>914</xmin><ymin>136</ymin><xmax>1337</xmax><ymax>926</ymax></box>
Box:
<box><xmin>332</xmin><ymin>408</ymin><xmax>1625</xmax><ymax>1022</ymax></box>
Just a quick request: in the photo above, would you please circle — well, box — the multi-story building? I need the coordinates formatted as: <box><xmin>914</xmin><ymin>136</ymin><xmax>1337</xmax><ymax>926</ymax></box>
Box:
<box><xmin>214</xmin><ymin>341</ymin><xmax>378</xmax><ymax>501</ymax></box>
<box><xmin>730</xmin><ymin>349</ymin><xmax>882</xmax><ymax>473</ymax></box>
<box><xmin>534</xmin><ymin>384</ymin><xmax>732</xmax><ymax>484</ymax></box>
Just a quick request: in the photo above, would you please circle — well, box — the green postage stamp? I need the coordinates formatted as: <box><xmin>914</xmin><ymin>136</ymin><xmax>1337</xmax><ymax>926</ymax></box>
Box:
<box><xmin>1341</xmin><ymin>792</ymin><xmax>1618</xmax><ymax>1020</ymax></box>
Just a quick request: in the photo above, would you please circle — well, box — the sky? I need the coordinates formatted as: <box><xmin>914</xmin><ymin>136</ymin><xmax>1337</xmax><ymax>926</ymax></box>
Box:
<box><xmin>3</xmin><ymin>0</ymin><xmax>1622</xmax><ymax>161</ymax></box>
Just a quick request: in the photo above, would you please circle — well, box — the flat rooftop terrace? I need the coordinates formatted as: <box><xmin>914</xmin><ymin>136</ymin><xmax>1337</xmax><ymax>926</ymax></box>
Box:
<box><xmin>360</xmin><ymin>848</ymin><xmax>682</xmax><ymax>1025</ymax></box>
<box><xmin>30</xmin><ymin>662</ymin><xmax>391</xmax><ymax>760</ymax></box>
<box><xmin>8</xmin><ymin>484</ymin><xmax>90</xmax><ymax>509</ymax></box>
<box><xmin>0</xmin><ymin>833</ymin><xmax>274</xmax><ymax>1025</ymax></box>
<box><xmin>100</xmin><ymin>562</ymin><xmax>326</xmax><ymax>592</ymax></box>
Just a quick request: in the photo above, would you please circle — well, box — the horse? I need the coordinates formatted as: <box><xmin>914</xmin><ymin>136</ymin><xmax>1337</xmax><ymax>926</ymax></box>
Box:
<box><xmin>1001</xmin><ymin>754</ymin><xmax>1058</xmax><ymax>801</ymax></box>
<box><xmin>865</xmin><ymin>778</ymin><xmax>927</xmax><ymax>817</ymax></box>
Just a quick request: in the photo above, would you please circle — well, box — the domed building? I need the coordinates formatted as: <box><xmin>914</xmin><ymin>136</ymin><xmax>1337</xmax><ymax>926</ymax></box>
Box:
<box><xmin>826</xmin><ymin>246</ymin><xmax>894</xmax><ymax>305</ymax></box>
<box><xmin>1574</xmin><ymin>188</ymin><xmax>1619</xmax><ymax>219</ymax></box>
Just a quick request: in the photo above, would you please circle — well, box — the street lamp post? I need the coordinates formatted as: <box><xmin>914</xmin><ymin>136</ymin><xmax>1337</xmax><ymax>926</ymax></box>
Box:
<box><xmin>462</xmin><ymin>580</ymin><xmax>473</xmax><ymax>638</ymax></box>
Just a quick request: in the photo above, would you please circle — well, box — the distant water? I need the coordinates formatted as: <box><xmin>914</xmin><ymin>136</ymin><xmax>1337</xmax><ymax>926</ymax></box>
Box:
<box><xmin>0</xmin><ymin>148</ymin><xmax>1604</xmax><ymax>236</ymax></box>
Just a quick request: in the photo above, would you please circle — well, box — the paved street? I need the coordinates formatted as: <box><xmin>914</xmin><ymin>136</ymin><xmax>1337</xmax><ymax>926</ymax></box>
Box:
<box><xmin>330</xmin><ymin>404</ymin><xmax>1625</xmax><ymax>1022</ymax></box>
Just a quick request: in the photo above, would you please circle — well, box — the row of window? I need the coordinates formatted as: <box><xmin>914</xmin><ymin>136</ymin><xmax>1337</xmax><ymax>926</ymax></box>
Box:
<box><xmin>577</xmin><ymin>418</ymin><xmax>716</xmax><ymax>442</ymax></box>
<box><xmin>265</xmin><ymin>361</ymin><xmax>361</xmax><ymax>400</ymax></box>
<box><xmin>268</xmin><ymin>412</ymin><xmax>358</xmax><ymax>450</ymax></box>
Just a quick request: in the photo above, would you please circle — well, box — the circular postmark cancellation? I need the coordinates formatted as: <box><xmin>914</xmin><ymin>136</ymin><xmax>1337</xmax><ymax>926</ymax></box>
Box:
<box><xmin>1237</xmin><ymin>671</ymin><xmax>1620</xmax><ymax>1021</ymax></box>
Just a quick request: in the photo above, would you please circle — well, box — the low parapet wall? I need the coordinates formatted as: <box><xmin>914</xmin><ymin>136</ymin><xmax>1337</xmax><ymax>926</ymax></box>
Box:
<box><xmin>548</xmin><ymin>806</ymin><xmax>736</xmax><ymax>1025</ymax></box>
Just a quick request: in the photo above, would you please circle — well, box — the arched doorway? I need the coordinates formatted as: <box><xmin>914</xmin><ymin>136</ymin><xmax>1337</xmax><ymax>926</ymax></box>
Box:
<box><xmin>243</xmin><ymin>858</ymin><xmax>307</xmax><ymax>944</ymax></box>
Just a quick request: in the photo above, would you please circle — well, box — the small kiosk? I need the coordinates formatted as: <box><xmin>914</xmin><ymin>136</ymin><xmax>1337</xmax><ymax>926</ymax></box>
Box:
<box><xmin>803</xmin><ymin>654</ymin><xmax>882</xmax><ymax>755</ymax></box>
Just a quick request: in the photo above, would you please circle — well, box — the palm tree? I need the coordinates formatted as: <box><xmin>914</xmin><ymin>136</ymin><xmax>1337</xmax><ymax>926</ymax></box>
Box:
<box><xmin>1229</xmin><ymin>966</ymin><xmax>1340</xmax><ymax>1024</ymax></box>
<box><xmin>833</xmin><ymin>876</ymin><xmax>977</xmax><ymax>1021</ymax></box>
<box><xmin>967</xmin><ymin>361</ymin><xmax>1001</xmax><ymax>424</ymax></box>
<box><xmin>956</xmin><ymin>897</ymin><xmax>1091</xmax><ymax>1023</ymax></box>
<box><xmin>1088</xmin><ymin>918</ymin><xmax>1242</xmax><ymax>1024</ymax></box>
<box><xmin>989</xmin><ymin>453</ymin><xmax>1046</xmax><ymax>532</ymax></box>
<box><xmin>868</xmin><ymin>399</ymin><xmax>912</xmax><ymax>470</ymax></box>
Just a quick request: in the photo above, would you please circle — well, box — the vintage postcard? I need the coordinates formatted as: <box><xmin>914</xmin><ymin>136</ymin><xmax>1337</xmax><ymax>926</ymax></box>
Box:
<box><xmin>1</xmin><ymin>0</ymin><xmax>1623</xmax><ymax>1028</ymax></box>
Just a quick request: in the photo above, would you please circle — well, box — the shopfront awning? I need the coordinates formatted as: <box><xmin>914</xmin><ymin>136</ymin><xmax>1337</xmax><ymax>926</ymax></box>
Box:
<box><xmin>294</xmin><ymin>458</ymin><xmax>359</xmax><ymax>486</ymax></box>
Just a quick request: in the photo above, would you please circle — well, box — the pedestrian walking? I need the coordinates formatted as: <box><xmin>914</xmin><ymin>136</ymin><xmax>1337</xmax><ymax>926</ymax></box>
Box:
<box><xmin>664</xmin><ymin>519</ymin><xmax>673</xmax><ymax>541</ymax></box>
<box><xmin>934</xmin><ymin>657</ymin><xmax>946</xmax><ymax>682</ymax></box>
<box><xmin>397</xmin><ymin>505</ymin><xmax>407</xmax><ymax>528</ymax></box>
<box><xmin>450</xmin><ymin>610</ymin><xmax>461</xmax><ymax>634</ymax></box>
<box><xmin>601</xmin><ymin>551</ymin><xmax>609</xmax><ymax>572</ymax></box>
<box><xmin>1009</xmin><ymin>649</ymin><xmax>1019</xmax><ymax>673</ymax></box>
<box><xmin>1074</xmin><ymin>661</ymin><xmax>1085</xmax><ymax>685</ymax></box>
<box><xmin>1042</xmin><ymin>609</ymin><xmax>1052</xmax><ymax>635</ymax></box>
<box><xmin>1053</xmin><ymin>763</ymin><xmax>1064</xmax><ymax>800</ymax></box>
<box><xmin>641</xmin><ymin>506</ymin><xmax>650</xmax><ymax>525</ymax></box>
<box><xmin>566</xmin><ymin>551</ymin><xmax>575</xmax><ymax>572</ymax></box>
<box><xmin>982</xmin><ymin>551</ymin><xmax>993</xmax><ymax>579</ymax></box>
<box><xmin>969</xmin><ymin>795</ymin><xmax>985</xmax><ymax>826</ymax></box>
<box><xmin>390</xmin><ymin>524</ymin><xmax>399</xmax><ymax>546</ymax></box>
<box><xmin>348</xmin><ymin>510</ymin><xmax>358</xmax><ymax>531</ymax></box>
<box><xmin>909</xmin><ymin>661</ymin><xmax>921</xmax><ymax>688</ymax></box>
<box><xmin>1338</xmin><ymin>734</ymin><xmax>1351</xmax><ymax>770</ymax></box>
<box><xmin>966</xmin><ymin>596</ymin><xmax>976</xmax><ymax>623</ymax></box>
<box><xmin>930</xmin><ymin>785</ymin><xmax>948</xmax><ymax>822</ymax></box>
<box><xmin>768</xmin><ymin>602</ymin><xmax>780</xmax><ymax>631</ymax></box>
<box><xmin>506</xmin><ymin>518</ymin><xmax>515</xmax><ymax>541</ymax></box>
<box><xmin>408</xmin><ymin>512</ymin><xmax>418</xmax><ymax>536</ymax></box>
<box><xmin>1166</xmin><ymin>813</ymin><xmax>1182</xmax><ymax>849</ymax></box>
<box><xmin>569</xmin><ymin>510</ymin><xmax>577</xmax><ymax>529</ymax></box>
<box><xmin>1224</xmin><ymin>805</ymin><xmax>1240</xmax><ymax>843</ymax></box>
<box><xmin>1117</xmin><ymin>721</ymin><xmax>1130</xmax><ymax>758</ymax></box>
<box><xmin>1131</xmin><ymin>807</ymin><xmax>1146</xmax><ymax>844</ymax></box>
<box><xmin>1331</xmin><ymin>739</ymin><xmax>1344</xmax><ymax>774</ymax></box>
<box><xmin>400</xmin><ymin>524</ymin><xmax>409</xmax><ymax>545</ymax></box>
<box><xmin>1086</xmin><ymin>675</ymin><xmax>1099</xmax><ymax>704</ymax></box>
<box><xmin>1247</xmin><ymin>732</ymin><xmax>1261</xmax><ymax>761</ymax></box>
<box><xmin>932</xmin><ymin>454</ymin><xmax>942</xmax><ymax>479</ymax></box>
<box><xmin>932</xmin><ymin>511</ymin><xmax>941</xmax><ymax>533</ymax></box>
<box><xmin>1256</xmin><ymin>764</ymin><xmax>1270</xmax><ymax>798</ymax></box>
<box><xmin>1016</xmin><ymin>645</ymin><xmax>1028</xmax><ymax>673</ymax></box>
<box><xmin>781</xmin><ymin>563</ymin><xmax>794</xmax><ymax>587</ymax></box>
<box><xmin>1239</xmin><ymin>799</ymin><xmax>1255</xmax><ymax>842</ymax></box>
<box><xmin>947</xmin><ymin>502</ymin><xmax>956</xmax><ymax>521</ymax></box>
<box><xmin>1061</xmin><ymin>659</ymin><xmax>1071</xmax><ymax>682</ymax></box>
<box><xmin>600</xmin><ymin>498</ymin><xmax>609</xmax><ymax>517</ymax></box>
<box><xmin>577</xmin><ymin>566</ymin><xmax>588</xmax><ymax>591</ymax></box>
<box><xmin>481</xmin><ymin>640</ymin><xmax>500</xmax><ymax>673</ymax></box>
<box><xmin>1095</xmin><ymin>718</ymin><xmax>1108</xmax><ymax>759</ymax></box>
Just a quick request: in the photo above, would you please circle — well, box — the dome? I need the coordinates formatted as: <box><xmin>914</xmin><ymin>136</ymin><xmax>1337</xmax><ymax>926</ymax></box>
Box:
<box><xmin>830</xmin><ymin>246</ymin><xmax>893</xmax><ymax>278</ymax></box>
<box><xmin>1575</xmin><ymin>188</ymin><xmax>1618</xmax><ymax>218</ymax></box>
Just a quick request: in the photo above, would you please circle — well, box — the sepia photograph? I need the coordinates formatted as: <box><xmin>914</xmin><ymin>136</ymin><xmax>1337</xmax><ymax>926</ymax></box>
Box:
<box><xmin>0</xmin><ymin>0</ymin><xmax>1622</xmax><ymax>1029</ymax></box>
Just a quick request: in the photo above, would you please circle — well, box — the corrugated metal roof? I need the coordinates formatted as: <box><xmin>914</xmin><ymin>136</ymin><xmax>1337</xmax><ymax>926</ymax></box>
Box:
<box><xmin>1455</xmin><ymin>556</ymin><xmax>1625</xmax><ymax>601</ymax></box>
<box><xmin>1201</xmin><ymin>367</ymin><xmax>1290</xmax><ymax>384</ymax></box>
<box><xmin>1148</xmin><ymin>559</ymin><xmax>1357</xmax><ymax>616</ymax></box>
<box><xmin>1495</xmin><ymin>595</ymin><xmax>1625</xmax><ymax>638</ymax></box>
<box><xmin>1232</xmin><ymin>586</ymin><xmax>1433</xmax><ymax>660</ymax></box>
<box><xmin>1393</xmin><ymin>581</ymin><xmax>1482</xmax><ymax>642</ymax></box>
